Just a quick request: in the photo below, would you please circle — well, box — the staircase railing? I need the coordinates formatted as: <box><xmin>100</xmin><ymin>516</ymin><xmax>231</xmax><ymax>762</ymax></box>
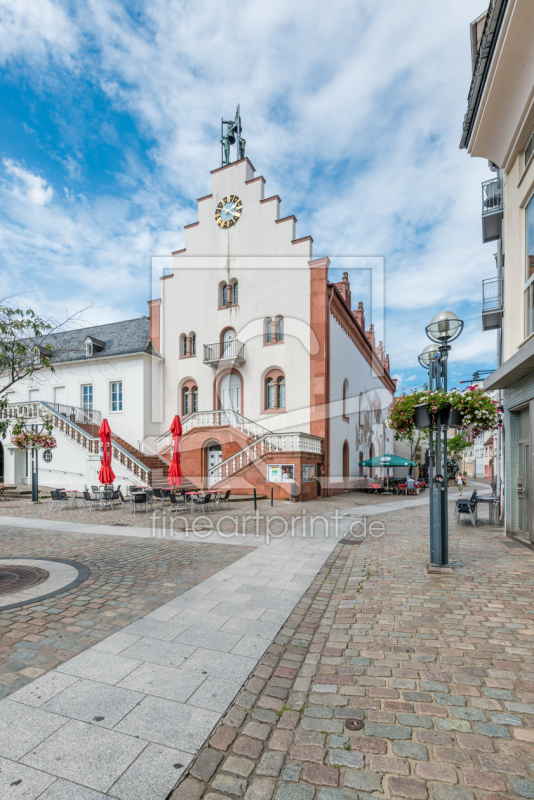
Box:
<box><xmin>208</xmin><ymin>431</ymin><xmax>323</xmax><ymax>482</ymax></box>
<box><xmin>155</xmin><ymin>410</ymin><xmax>270</xmax><ymax>451</ymax></box>
<box><xmin>0</xmin><ymin>401</ymin><xmax>151</xmax><ymax>484</ymax></box>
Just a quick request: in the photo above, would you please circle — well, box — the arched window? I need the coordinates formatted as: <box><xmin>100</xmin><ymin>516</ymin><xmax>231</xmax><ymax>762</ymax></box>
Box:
<box><xmin>264</xmin><ymin>369</ymin><xmax>285</xmax><ymax>412</ymax></box>
<box><xmin>191</xmin><ymin>334</ymin><xmax>196</xmax><ymax>356</ymax></box>
<box><xmin>343</xmin><ymin>379</ymin><xmax>349</xmax><ymax>421</ymax></box>
<box><xmin>277</xmin><ymin>317</ymin><xmax>284</xmax><ymax>342</ymax></box>
<box><xmin>359</xmin><ymin>451</ymin><xmax>364</xmax><ymax>477</ymax></box>
<box><xmin>278</xmin><ymin>377</ymin><xmax>285</xmax><ymax>409</ymax></box>
<box><xmin>232</xmin><ymin>281</ymin><xmax>238</xmax><ymax>304</ymax></box>
<box><xmin>343</xmin><ymin>441</ymin><xmax>350</xmax><ymax>483</ymax></box>
<box><xmin>182</xmin><ymin>380</ymin><xmax>198</xmax><ymax>415</ymax></box>
<box><xmin>359</xmin><ymin>392</ymin><xmax>364</xmax><ymax>427</ymax></box>
<box><xmin>222</xmin><ymin>285</ymin><xmax>229</xmax><ymax>306</ymax></box>
<box><xmin>266</xmin><ymin>320</ymin><xmax>274</xmax><ymax>343</ymax></box>
<box><xmin>266</xmin><ymin>378</ymin><xmax>275</xmax><ymax>409</ymax></box>
<box><xmin>180</xmin><ymin>334</ymin><xmax>188</xmax><ymax>358</ymax></box>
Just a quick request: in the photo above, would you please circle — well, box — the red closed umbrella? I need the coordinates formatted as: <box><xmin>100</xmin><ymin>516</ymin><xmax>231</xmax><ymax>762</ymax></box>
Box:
<box><xmin>98</xmin><ymin>419</ymin><xmax>116</xmax><ymax>485</ymax></box>
<box><xmin>168</xmin><ymin>415</ymin><xmax>183</xmax><ymax>489</ymax></box>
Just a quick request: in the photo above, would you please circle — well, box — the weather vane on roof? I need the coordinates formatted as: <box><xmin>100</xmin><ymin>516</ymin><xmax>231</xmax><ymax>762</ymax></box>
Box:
<box><xmin>220</xmin><ymin>105</ymin><xmax>246</xmax><ymax>167</ymax></box>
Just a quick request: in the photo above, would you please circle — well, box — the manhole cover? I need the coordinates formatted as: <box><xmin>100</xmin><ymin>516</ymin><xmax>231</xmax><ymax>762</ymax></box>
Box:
<box><xmin>345</xmin><ymin>718</ymin><xmax>364</xmax><ymax>731</ymax></box>
<box><xmin>0</xmin><ymin>566</ymin><xmax>48</xmax><ymax>596</ymax></box>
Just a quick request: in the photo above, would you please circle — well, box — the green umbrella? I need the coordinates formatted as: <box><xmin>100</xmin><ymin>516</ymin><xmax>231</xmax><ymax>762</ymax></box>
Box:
<box><xmin>358</xmin><ymin>454</ymin><xmax>417</xmax><ymax>467</ymax></box>
<box><xmin>358</xmin><ymin>453</ymin><xmax>417</xmax><ymax>493</ymax></box>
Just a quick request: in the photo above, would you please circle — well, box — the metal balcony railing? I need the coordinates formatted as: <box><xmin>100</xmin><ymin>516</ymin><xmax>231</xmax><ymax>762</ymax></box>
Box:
<box><xmin>482</xmin><ymin>276</ymin><xmax>503</xmax><ymax>331</ymax></box>
<box><xmin>203</xmin><ymin>340</ymin><xmax>245</xmax><ymax>364</ymax></box>
<box><xmin>47</xmin><ymin>402</ymin><xmax>102</xmax><ymax>426</ymax></box>
<box><xmin>482</xmin><ymin>177</ymin><xmax>503</xmax><ymax>216</ymax></box>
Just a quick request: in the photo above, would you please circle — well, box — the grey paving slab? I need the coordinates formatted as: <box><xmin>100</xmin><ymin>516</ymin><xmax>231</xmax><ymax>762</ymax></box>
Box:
<box><xmin>109</xmin><ymin>742</ymin><xmax>192</xmax><ymax>800</ymax></box>
<box><xmin>259</xmin><ymin>609</ymin><xmax>290</xmax><ymax>625</ymax></box>
<box><xmin>247</xmin><ymin>596</ymin><xmax>299</xmax><ymax>612</ymax></box>
<box><xmin>180</xmin><ymin>648</ymin><xmax>258</xmax><ymax>682</ymax></box>
<box><xmin>231</xmin><ymin>635</ymin><xmax>273</xmax><ymax>659</ymax></box>
<box><xmin>187</xmin><ymin>676</ymin><xmax>243</xmax><ymax>713</ymax></box>
<box><xmin>171</xmin><ymin>608</ymin><xmax>231</xmax><ymax>630</ymax></box>
<box><xmin>39</xmin><ymin>779</ymin><xmax>109</xmax><ymax>799</ymax></box>
<box><xmin>117</xmin><ymin>662</ymin><xmax>206</xmax><ymax>702</ymax></box>
<box><xmin>0</xmin><ymin>755</ymin><xmax>56</xmax><ymax>799</ymax></box>
<box><xmin>220</xmin><ymin>617</ymin><xmax>281</xmax><ymax>640</ymax></box>
<box><xmin>56</xmin><ymin>651</ymin><xmax>142</xmax><ymax>685</ymax></box>
<box><xmin>21</xmin><ymin>719</ymin><xmax>147</xmax><ymax>793</ymax></box>
<box><xmin>123</xmin><ymin>618</ymin><xmax>189</xmax><ymax>642</ymax></box>
<box><xmin>201</xmin><ymin>589</ymin><xmax>253</xmax><ymax>605</ymax></box>
<box><xmin>119</xmin><ymin>638</ymin><xmax>196</xmax><ymax>669</ymax></box>
<box><xmin>144</xmin><ymin>606</ymin><xmax>182</xmax><ymax>622</ymax></box>
<box><xmin>0</xmin><ymin>700</ymin><xmax>67</xmax><ymax>760</ymax></box>
<box><xmin>115</xmin><ymin>695</ymin><xmax>219</xmax><ymax>754</ymax></box>
<box><xmin>174</xmin><ymin>627</ymin><xmax>242</xmax><ymax>652</ymax></box>
<box><xmin>42</xmin><ymin>678</ymin><xmax>145</xmax><ymax>729</ymax></box>
<box><xmin>9</xmin><ymin>672</ymin><xmax>79</xmax><ymax>708</ymax></box>
<box><xmin>211</xmin><ymin>602</ymin><xmax>265</xmax><ymax>620</ymax></box>
<box><xmin>235</xmin><ymin>584</ymin><xmax>283</xmax><ymax>599</ymax></box>
<box><xmin>92</xmin><ymin>633</ymin><xmax>142</xmax><ymax>656</ymax></box>
<box><xmin>166</xmin><ymin>595</ymin><xmax>221</xmax><ymax>612</ymax></box>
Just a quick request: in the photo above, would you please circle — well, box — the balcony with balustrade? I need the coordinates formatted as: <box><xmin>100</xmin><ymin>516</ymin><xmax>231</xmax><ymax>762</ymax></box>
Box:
<box><xmin>481</xmin><ymin>177</ymin><xmax>503</xmax><ymax>243</ymax></box>
<box><xmin>482</xmin><ymin>276</ymin><xmax>503</xmax><ymax>331</ymax></box>
<box><xmin>203</xmin><ymin>340</ymin><xmax>245</xmax><ymax>366</ymax></box>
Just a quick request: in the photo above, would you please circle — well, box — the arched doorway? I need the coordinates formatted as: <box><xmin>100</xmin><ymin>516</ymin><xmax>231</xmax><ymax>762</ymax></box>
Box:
<box><xmin>207</xmin><ymin>443</ymin><xmax>222</xmax><ymax>488</ymax></box>
<box><xmin>342</xmin><ymin>440</ymin><xmax>350</xmax><ymax>487</ymax></box>
<box><xmin>369</xmin><ymin>443</ymin><xmax>375</xmax><ymax>477</ymax></box>
<box><xmin>220</xmin><ymin>373</ymin><xmax>241</xmax><ymax>413</ymax></box>
<box><xmin>222</xmin><ymin>328</ymin><xmax>236</xmax><ymax>358</ymax></box>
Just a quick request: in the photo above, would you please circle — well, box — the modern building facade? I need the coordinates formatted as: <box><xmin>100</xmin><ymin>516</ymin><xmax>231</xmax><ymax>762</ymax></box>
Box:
<box><xmin>461</xmin><ymin>0</ymin><xmax>534</xmax><ymax>545</ymax></box>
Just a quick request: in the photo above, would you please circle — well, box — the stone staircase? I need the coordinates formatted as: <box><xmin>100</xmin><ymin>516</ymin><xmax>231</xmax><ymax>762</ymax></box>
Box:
<box><xmin>73</xmin><ymin>423</ymin><xmax>199</xmax><ymax>491</ymax></box>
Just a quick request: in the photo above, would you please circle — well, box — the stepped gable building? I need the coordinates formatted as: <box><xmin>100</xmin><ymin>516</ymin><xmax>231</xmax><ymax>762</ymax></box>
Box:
<box><xmin>1</xmin><ymin>136</ymin><xmax>396</xmax><ymax>499</ymax></box>
<box><xmin>150</xmin><ymin>155</ymin><xmax>396</xmax><ymax>499</ymax></box>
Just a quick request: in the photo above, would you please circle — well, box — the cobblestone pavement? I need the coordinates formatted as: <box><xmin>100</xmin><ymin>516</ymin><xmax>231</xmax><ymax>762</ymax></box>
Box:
<box><xmin>171</xmin><ymin>505</ymin><xmax>534</xmax><ymax>800</ymax></box>
<box><xmin>0</xmin><ymin>491</ymin><xmax>414</xmax><ymax>534</ymax></box>
<box><xmin>0</xmin><ymin>526</ymin><xmax>252</xmax><ymax>698</ymax></box>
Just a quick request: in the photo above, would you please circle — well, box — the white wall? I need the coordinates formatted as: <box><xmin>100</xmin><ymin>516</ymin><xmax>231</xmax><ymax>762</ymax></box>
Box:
<box><xmin>329</xmin><ymin>313</ymin><xmax>394</xmax><ymax>481</ymax></box>
<box><xmin>5</xmin><ymin>354</ymin><xmax>161</xmax><ymax>450</ymax></box>
<box><xmin>160</xmin><ymin>159</ymin><xmax>312</xmax><ymax>432</ymax></box>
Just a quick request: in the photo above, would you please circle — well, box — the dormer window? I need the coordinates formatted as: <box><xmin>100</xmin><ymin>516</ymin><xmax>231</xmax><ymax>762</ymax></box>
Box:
<box><xmin>84</xmin><ymin>335</ymin><xmax>105</xmax><ymax>357</ymax></box>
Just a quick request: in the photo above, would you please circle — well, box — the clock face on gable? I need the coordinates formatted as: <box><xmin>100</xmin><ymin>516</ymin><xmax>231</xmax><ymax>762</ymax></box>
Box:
<box><xmin>215</xmin><ymin>195</ymin><xmax>242</xmax><ymax>228</ymax></box>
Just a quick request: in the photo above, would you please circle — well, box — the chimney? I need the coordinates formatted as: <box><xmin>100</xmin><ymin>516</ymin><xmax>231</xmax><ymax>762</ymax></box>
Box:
<box><xmin>334</xmin><ymin>272</ymin><xmax>351</xmax><ymax>307</ymax></box>
<box><xmin>354</xmin><ymin>301</ymin><xmax>365</xmax><ymax>329</ymax></box>
<box><xmin>148</xmin><ymin>299</ymin><xmax>161</xmax><ymax>353</ymax></box>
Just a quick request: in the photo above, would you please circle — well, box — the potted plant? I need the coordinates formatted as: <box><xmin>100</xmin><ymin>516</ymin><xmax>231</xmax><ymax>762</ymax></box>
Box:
<box><xmin>388</xmin><ymin>386</ymin><xmax>500</xmax><ymax>438</ymax></box>
<box><xmin>11</xmin><ymin>419</ymin><xmax>57</xmax><ymax>451</ymax></box>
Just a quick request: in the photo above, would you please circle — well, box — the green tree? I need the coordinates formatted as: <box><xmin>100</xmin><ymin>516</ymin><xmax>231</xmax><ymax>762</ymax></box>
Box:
<box><xmin>396</xmin><ymin>429</ymin><xmax>429</xmax><ymax>475</ymax></box>
<box><xmin>447</xmin><ymin>433</ymin><xmax>470</xmax><ymax>458</ymax></box>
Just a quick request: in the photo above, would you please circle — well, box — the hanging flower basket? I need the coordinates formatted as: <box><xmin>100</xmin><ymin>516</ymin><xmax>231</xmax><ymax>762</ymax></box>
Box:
<box><xmin>388</xmin><ymin>386</ymin><xmax>500</xmax><ymax>438</ymax></box>
<box><xmin>12</xmin><ymin>432</ymin><xmax>57</xmax><ymax>451</ymax></box>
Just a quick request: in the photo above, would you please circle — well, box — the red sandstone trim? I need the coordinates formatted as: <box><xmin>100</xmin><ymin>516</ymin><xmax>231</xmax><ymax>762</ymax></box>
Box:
<box><xmin>245</xmin><ymin>176</ymin><xmax>265</xmax><ymax>185</ymax></box>
<box><xmin>276</xmin><ymin>215</ymin><xmax>296</xmax><ymax>225</ymax></box>
<box><xmin>309</xmin><ymin>257</ymin><xmax>330</xmax><ymax>497</ymax></box>
<box><xmin>160</xmin><ymin>274</ymin><xmax>174</xmax><ymax>280</ymax></box>
<box><xmin>172</xmin><ymin>248</ymin><xmax>186</xmax><ymax>255</ymax></box>
<box><xmin>328</xmin><ymin>285</ymin><xmax>396</xmax><ymax>394</ymax></box>
<box><xmin>261</xmin><ymin>195</ymin><xmax>281</xmax><ymax>205</ymax></box>
<box><xmin>292</xmin><ymin>236</ymin><xmax>313</xmax><ymax>245</ymax></box>
<box><xmin>197</xmin><ymin>194</ymin><xmax>213</xmax><ymax>202</ymax></box>
<box><xmin>210</xmin><ymin>157</ymin><xmax>256</xmax><ymax>175</ymax></box>
<box><xmin>184</xmin><ymin>222</ymin><xmax>199</xmax><ymax>230</ymax></box>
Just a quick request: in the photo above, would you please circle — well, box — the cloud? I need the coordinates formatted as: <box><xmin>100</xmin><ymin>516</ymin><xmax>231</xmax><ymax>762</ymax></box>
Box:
<box><xmin>0</xmin><ymin>0</ymin><xmax>494</xmax><ymax>393</ymax></box>
<box><xmin>3</xmin><ymin>158</ymin><xmax>54</xmax><ymax>205</ymax></box>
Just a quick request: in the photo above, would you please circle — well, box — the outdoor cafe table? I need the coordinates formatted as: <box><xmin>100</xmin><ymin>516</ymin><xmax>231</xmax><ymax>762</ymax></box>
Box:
<box><xmin>63</xmin><ymin>490</ymin><xmax>78</xmax><ymax>508</ymax></box>
<box><xmin>476</xmin><ymin>496</ymin><xmax>500</xmax><ymax>526</ymax></box>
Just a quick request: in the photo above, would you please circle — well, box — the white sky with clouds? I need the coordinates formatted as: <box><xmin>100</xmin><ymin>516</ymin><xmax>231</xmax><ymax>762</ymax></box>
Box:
<box><xmin>0</xmin><ymin>0</ymin><xmax>495</xmax><ymax>391</ymax></box>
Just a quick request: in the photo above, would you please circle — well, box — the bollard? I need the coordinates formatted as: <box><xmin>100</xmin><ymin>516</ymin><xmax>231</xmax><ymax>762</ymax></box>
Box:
<box><xmin>254</xmin><ymin>487</ymin><xmax>257</xmax><ymax>511</ymax></box>
<box><xmin>271</xmin><ymin>487</ymin><xmax>273</xmax><ymax>506</ymax></box>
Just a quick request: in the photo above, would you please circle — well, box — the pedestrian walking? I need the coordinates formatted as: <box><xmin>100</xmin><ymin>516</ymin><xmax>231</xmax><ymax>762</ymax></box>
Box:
<box><xmin>456</xmin><ymin>471</ymin><xmax>465</xmax><ymax>496</ymax></box>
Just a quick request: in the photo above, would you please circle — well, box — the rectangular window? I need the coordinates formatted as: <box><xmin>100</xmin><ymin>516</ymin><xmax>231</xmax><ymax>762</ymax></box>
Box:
<box><xmin>526</xmin><ymin>127</ymin><xmax>534</xmax><ymax>169</ymax></box>
<box><xmin>527</xmin><ymin>194</ymin><xmax>534</xmax><ymax>281</ymax></box>
<box><xmin>193</xmin><ymin>388</ymin><xmax>198</xmax><ymax>413</ymax></box>
<box><xmin>82</xmin><ymin>385</ymin><xmax>93</xmax><ymax>411</ymax></box>
<box><xmin>29</xmin><ymin>389</ymin><xmax>40</xmax><ymax>402</ymax></box>
<box><xmin>303</xmin><ymin>465</ymin><xmax>315</xmax><ymax>482</ymax></box>
<box><xmin>184</xmin><ymin>390</ymin><xmax>190</xmax><ymax>415</ymax></box>
<box><xmin>525</xmin><ymin>283</ymin><xmax>534</xmax><ymax>339</ymax></box>
<box><xmin>111</xmin><ymin>381</ymin><xmax>123</xmax><ymax>412</ymax></box>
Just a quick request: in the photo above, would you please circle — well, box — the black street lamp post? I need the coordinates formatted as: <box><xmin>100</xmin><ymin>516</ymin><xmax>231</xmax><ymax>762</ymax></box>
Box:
<box><xmin>418</xmin><ymin>311</ymin><xmax>463</xmax><ymax>570</ymax></box>
<box><xmin>19</xmin><ymin>413</ymin><xmax>53</xmax><ymax>504</ymax></box>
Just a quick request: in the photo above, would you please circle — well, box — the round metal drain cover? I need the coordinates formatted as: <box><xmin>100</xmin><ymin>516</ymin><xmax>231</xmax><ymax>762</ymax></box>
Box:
<box><xmin>0</xmin><ymin>566</ymin><xmax>48</xmax><ymax>596</ymax></box>
<box><xmin>345</xmin><ymin>718</ymin><xmax>364</xmax><ymax>731</ymax></box>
